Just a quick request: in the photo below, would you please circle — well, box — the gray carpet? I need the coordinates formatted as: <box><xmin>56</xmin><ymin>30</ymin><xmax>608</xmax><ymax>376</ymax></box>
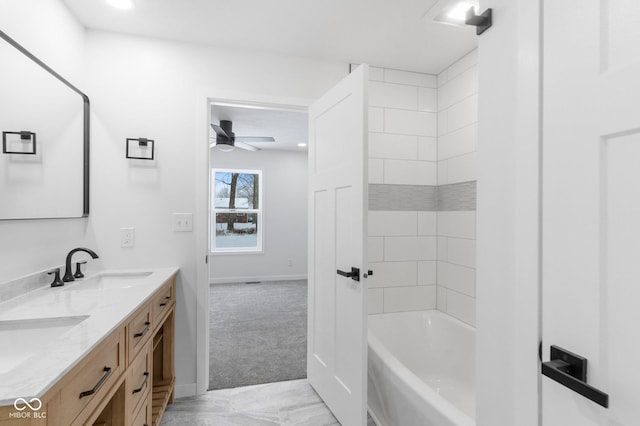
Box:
<box><xmin>209</xmin><ymin>280</ymin><xmax>308</xmax><ymax>390</ymax></box>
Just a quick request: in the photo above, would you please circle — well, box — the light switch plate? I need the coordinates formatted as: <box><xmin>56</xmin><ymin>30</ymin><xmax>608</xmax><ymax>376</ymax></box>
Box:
<box><xmin>120</xmin><ymin>227</ymin><xmax>135</xmax><ymax>248</ymax></box>
<box><xmin>173</xmin><ymin>213</ymin><xmax>193</xmax><ymax>232</ymax></box>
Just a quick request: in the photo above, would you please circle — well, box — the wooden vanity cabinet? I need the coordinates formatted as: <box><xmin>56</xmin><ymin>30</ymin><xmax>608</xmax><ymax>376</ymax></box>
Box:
<box><xmin>0</xmin><ymin>274</ymin><xmax>176</xmax><ymax>426</ymax></box>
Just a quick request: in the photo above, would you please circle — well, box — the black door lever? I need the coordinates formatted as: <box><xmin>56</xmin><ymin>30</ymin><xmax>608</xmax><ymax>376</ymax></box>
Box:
<box><xmin>337</xmin><ymin>267</ymin><xmax>360</xmax><ymax>282</ymax></box>
<box><xmin>541</xmin><ymin>345</ymin><xmax>609</xmax><ymax>408</ymax></box>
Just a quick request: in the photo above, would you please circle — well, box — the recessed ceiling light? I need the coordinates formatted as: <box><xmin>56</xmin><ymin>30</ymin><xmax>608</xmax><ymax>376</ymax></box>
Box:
<box><xmin>105</xmin><ymin>0</ymin><xmax>133</xmax><ymax>10</ymax></box>
<box><xmin>297</xmin><ymin>143</ymin><xmax>307</xmax><ymax>147</ymax></box>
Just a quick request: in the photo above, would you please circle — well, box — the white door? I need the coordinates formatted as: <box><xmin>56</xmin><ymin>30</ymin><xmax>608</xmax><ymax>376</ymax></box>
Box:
<box><xmin>307</xmin><ymin>64</ymin><xmax>368</xmax><ymax>426</ymax></box>
<box><xmin>542</xmin><ymin>1</ymin><xmax>640</xmax><ymax>424</ymax></box>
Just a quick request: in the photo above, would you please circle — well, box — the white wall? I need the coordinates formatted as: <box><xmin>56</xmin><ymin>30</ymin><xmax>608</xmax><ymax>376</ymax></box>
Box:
<box><xmin>83</xmin><ymin>30</ymin><xmax>347</xmax><ymax>394</ymax></box>
<box><xmin>0</xmin><ymin>0</ymin><xmax>99</xmax><ymax>282</ymax></box>
<box><xmin>366</xmin><ymin>67</ymin><xmax>439</xmax><ymax>314</ymax></box>
<box><xmin>209</xmin><ymin>149</ymin><xmax>308</xmax><ymax>283</ymax></box>
<box><xmin>436</xmin><ymin>51</ymin><xmax>478</xmax><ymax>326</ymax></box>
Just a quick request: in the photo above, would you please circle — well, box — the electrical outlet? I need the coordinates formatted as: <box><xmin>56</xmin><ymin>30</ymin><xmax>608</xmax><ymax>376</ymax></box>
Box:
<box><xmin>173</xmin><ymin>213</ymin><xmax>193</xmax><ymax>232</ymax></box>
<box><xmin>120</xmin><ymin>227</ymin><xmax>135</xmax><ymax>248</ymax></box>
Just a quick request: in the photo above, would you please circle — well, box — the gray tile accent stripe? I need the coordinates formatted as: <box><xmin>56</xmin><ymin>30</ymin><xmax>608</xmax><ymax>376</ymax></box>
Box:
<box><xmin>369</xmin><ymin>184</ymin><xmax>437</xmax><ymax>211</ymax></box>
<box><xmin>369</xmin><ymin>181</ymin><xmax>476</xmax><ymax>211</ymax></box>
<box><xmin>437</xmin><ymin>181</ymin><xmax>476</xmax><ymax>211</ymax></box>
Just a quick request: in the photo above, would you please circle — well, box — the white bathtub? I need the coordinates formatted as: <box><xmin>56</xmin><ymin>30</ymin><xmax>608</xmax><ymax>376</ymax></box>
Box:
<box><xmin>367</xmin><ymin>310</ymin><xmax>475</xmax><ymax>426</ymax></box>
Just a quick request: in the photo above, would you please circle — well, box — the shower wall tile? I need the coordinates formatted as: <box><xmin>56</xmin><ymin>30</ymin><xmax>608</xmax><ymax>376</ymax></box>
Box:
<box><xmin>438</xmin><ymin>124</ymin><xmax>477</xmax><ymax>161</ymax></box>
<box><xmin>445</xmin><ymin>290</ymin><xmax>476</xmax><ymax>326</ymax></box>
<box><xmin>369</xmin><ymin>210</ymin><xmax>417</xmax><ymax>235</ymax></box>
<box><xmin>438</xmin><ymin>66</ymin><xmax>477</xmax><ymax>111</ymax></box>
<box><xmin>418</xmin><ymin>261</ymin><xmax>437</xmax><ymax>285</ymax></box>
<box><xmin>383</xmin><ymin>285</ymin><xmax>436</xmax><ymax>313</ymax></box>
<box><xmin>418</xmin><ymin>137</ymin><xmax>438</xmax><ymax>161</ymax></box>
<box><xmin>384</xmin><ymin>160</ymin><xmax>437</xmax><ymax>185</ymax></box>
<box><xmin>368</xmin><ymin>159</ymin><xmax>384</xmax><ymax>184</ymax></box>
<box><xmin>369</xmin><ymin>288</ymin><xmax>384</xmax><ymax>314</ymax></box>
<box><xmin>369</xmin><ymin>107</ymin><xmax>384</xmax><ymax>132</ymax></box>
<box><xmin>418</xmin><ymin>88</ymin><xmax>438</xmax><ymax>112</ymax></box>
<box><xmin>384</xmin><ymin>109</ymin><xmax>437</xmax><ymax>136</ymax></box>
<box><xmin>437</xmin><ymin>181</ymin><xmax>477</xmax><ymax>211</ymax></box>
<box><xmin>368</xmin><ymin>185</ymin><xmax>437</xmax><ymax>211</ymax></box>
<box><xmin>383</xmin><ymin>69</ymin><xmax>437</xmax><ymax>88</ymax></box>
<box><xmin>447</xmin><ymin>237</ymin><xmax>476</xmax><ymax>268</ymax></box>
<box><xmin>369</xmin><ymin>133</ymin><xmax>418</xmax><ymax>160</ymax></box>
<box><xmin>437</xmin><ymin>211</ymin><xmax>476</xmax><ymax>239</ymax></box>
<box><xmin>438</xmin><ymin>261</ymin><xmax>475</xmax><ymax>297</ymax></box>
<box><xmin>417</xmin><ymin>212</ymin><xmax>437</xmax><ymax>235</ymax></box>
<box><xmin>369</xmin><ymin>66</ymin><xmax>385</xmax><ymax>82</ymax></box>
<box><xmin>369</xmin><ymin>81</ymin><xmax>418</xmax><ymax>110</ymax></box>
<box><xmin>367</xmin><ymin>261</ymin><xmax>417</xmax><ymax>289</ymax></box>
<box><xmin>446</xmin><ymin>50</ymin><xmax>478</xmax><ymax>81</ymax></box>
<box><xmin>447</xmin><ymin>95</ymin><xmax>478</xmax><ymax>135</ymax></box>
<box><xmin>383</xmin><ymin>236</ymin><xmax>436</xmax><ymax>261</ymax></box>
<box><xmin>446</xmin><ymin>152</ymin><xmax>476</xmax><ymax>185</ymax></box>
<box><xmin>368</xmin><ymin>237</ymin><xmax>384</xmax><ymax>262</ymax></box>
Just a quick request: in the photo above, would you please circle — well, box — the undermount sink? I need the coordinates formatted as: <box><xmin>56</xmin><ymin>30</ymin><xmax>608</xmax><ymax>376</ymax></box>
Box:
<box><xmin>68</xmin><ymin>272</ymin><xmax>152</xmax><ymax>291</ymax></box>
<box><xmin>0</xmin><ymin>315</ymin><xmax>89</xmax><ymax>375</ymax></box>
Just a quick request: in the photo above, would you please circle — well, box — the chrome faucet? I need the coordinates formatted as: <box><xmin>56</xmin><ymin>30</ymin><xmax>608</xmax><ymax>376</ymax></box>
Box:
<box><xmin>63</xmin><ymin>248</ymin><xmax>99</xmax><ymax>282</ymax></box>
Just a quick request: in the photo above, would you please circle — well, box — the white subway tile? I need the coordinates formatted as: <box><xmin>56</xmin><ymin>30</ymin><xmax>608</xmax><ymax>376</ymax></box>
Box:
<box><xmin>367</xmin><ymin>261</ymin><xmax>417</xmax><ymax>288</ymax></box>
<box><xmin>384</xmin><ymin>160</ymin><xmax>437</xmax><ymax>185</ymax></box>
<box><xmin>368</xmin><ymin>237</ymin><xmax>384</xmax><ymax>262</ymax></box>
<box><xmin>447</xmin><ymin>94</ymin><xmax>478</xmax><ymax>132</ymax></box>
<box><xmin>437</xmin><ymin>286</ymin><xmax>447</xmax><ymax>311</ymax></box>
<box><xmin>384</xmin><ymin>109</ymin><xmax>437</xmax><ymax>137</ymax></box>
<box><xmin>384</xmin><ymin>237</ymin><xmax>419</xmax><ymax>261</ymax></box>
<box><xmin>369</xmin><ymin>66</ymin><xmax>385</xmax><ymax>81</ymax></box>
<box><xmin>437</xmin><ymin>237</ymin><xmax>448</xmax><ymax>261</ymax></box>
<box><xmin>447</xmin><ymin>49</ymin><xmax>478</xmax><ymax>81</ymax></box>
<box><xmin>368</xmin><ymin>159</ymin><xmax>384</xmax><ymax>184</ymax></box>
<box><xmin>368</xmin><ymin>288</ymin><xmax>384</xmax><ymax>314</ymax></box>
<box><xmin>418</xmin><ymin>261</ymin><xmax>437</xmax><ymax>285</ymax></box>
<box><xmin>383</xmin><ymin>285</ymin><xmax>436</xmax><ymax>312</ymax></box>
<box><xmin>369</xmin><ymin>211</ymin><xmax>417</xmax><ymax>236</ymax></box>
<box><xmin>438</xmin><ymin>124</ymin><xmax>477</xmax><ymax>160</ymax></box>
<box><xmin>369</xmin><ymin>107</ymin><xmax>384</xmax><ymax>132</ymax></box>
<box><xmin>384</xmin><ymin>69</ymin><xmax>437</xmax><ymax>88</ymax></box>
<box><xmin>446</xmin><ymin>290</ymin><xmax>476</xmax><ymax>326</ymax></box>
<box><xmin>438</xmin><ymin>108</ymin><xmax>448</xmax><ymax>136</ymax></box>
<box><xmin>438</xmin><ymin>261</ymin><xmax>475</xmax><ymax>296</ymax></box>
<box><xmin>369</xmin><ymin>81</ymin><xmax>418</xmax><ymax>110</ymax></box>
<box><xmin>437</xmin><ymin>211</ymin><xmax>476</xmax><ymax>239</ymax></box>
<box><xmin>437</xmin><ymin>160</ymin><xmax>448</xmax><ymax>185</ymax></box>
<box><xmin>418</xmin><ymin>137</ymin><xmax>437</xmax><ymax>161</ymax></box>
<box><xmin>369</xmin><ymin>133</ymin><xmax>418</xmax><ymax>160</ymax></box>
<box><xmin>417</xmin><ymin>237</ymin><xmax>437</xmax><ymax>260</ymax></box>
<box><xmin>418</xmin><ymin>88</ymin><xmax>437</xmax><ymax>112</ymax></box>
<box><xmin>418</xmin><ymin>211</ymin><xmax>437</xmax><ymax>235</ymax></box>
<box><xmin>447</xmin><ymin>237</ymin><xmax>476</xmax><ymax>268</ymax></box>
<box><xmin>447</xmin><ymin>152</ymin><xmax>476</xmax><ymax>184</ymax></box>
<box><xmin>438</xmin><ymin>66</ymin><xmax>477</xmax><ymax>111</ymax></box>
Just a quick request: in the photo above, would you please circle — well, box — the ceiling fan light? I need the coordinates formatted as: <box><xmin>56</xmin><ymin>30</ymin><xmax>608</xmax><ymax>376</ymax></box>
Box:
<box><xmin>216</xmin><ymin>143</ymin><xmax>234</xmax><ymax>152</ymax></box>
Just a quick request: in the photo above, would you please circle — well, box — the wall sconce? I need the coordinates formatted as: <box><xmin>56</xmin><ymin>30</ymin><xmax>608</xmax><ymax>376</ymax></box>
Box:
<box><xmin>2</xmin><ymin>131</ymin><xmax>36</xmax><ymax>154</ymax></box>
<box><xmin>126</xmin><ymin>137</ymin><xmax>155</xmax><ymax>160</ymax></box>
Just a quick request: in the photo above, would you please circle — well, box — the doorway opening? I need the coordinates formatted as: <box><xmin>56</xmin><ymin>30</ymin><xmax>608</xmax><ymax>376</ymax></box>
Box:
<box><xmin>207</xmin><ymin>101</ymin><xmax>309</xmax><ymax>390</ymax></box>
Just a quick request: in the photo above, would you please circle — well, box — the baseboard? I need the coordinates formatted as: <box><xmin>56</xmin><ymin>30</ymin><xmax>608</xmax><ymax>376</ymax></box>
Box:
<box><xmin>210</xmin><ymin>274</ymin><xmax>308</xmax><ymax>284</ymax></box>
<box><xmin>174</xmin><ymin>383</ymin><xmax>197</xmax><ymax>398</ymax></box>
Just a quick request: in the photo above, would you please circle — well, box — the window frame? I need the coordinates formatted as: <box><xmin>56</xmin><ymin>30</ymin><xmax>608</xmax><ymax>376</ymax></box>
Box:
<box><xmin>211</xmin><ymin>168</ymin><xmax>263</xmax><ymax>255</ymax></box>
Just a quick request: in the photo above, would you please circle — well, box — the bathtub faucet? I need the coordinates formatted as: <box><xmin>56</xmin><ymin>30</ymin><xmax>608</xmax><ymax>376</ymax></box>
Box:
<box><xmin>63</xmin><ymin>247</ymin><xmax>99</xmax><ymax>282</ymax></box>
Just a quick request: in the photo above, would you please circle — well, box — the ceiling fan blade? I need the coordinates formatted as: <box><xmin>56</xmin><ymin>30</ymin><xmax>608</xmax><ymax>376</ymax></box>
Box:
<box><xmin>210</xmin><ymin>123</ymin><xmax>229</xmax><ymax>139</ymax></box>
<box><xmin>234</xmin><ymin>136</ymin><xmax>275</xmax><ymax>143</ymax></box>
<box><xmin>234</xmin><ymin>141</ymin><xmax>259</xmax><ymax>152</ymax></box>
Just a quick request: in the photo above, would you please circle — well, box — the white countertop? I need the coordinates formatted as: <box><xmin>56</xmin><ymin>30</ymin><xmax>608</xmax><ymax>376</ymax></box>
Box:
<box><xmin>0</xmin><ymin>267</ymin><xmax>179</xmax><ymax>405</ymax></box>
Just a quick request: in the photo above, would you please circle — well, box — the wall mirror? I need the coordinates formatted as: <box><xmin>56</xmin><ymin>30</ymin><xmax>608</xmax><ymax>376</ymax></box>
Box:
<box><xmin>0</xmin><ymin>30</ymin><xmax>89</xmax><ymax>220</ymax></box>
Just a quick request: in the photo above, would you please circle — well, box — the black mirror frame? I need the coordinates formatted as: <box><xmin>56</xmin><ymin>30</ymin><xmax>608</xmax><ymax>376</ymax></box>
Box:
<box><xmin>0</xmin><ymin>29</ymin><xmax>90</xmax><ymax>219</ymax></box>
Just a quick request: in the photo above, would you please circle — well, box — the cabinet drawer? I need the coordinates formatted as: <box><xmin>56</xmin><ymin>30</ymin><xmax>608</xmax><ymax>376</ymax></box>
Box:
<box><xmin>131</xmin><ymin>394</ymin><xmax>151</xmax><ymax>426</ymax></box>
<box><xmin>128</xmin><ymin>304</ymin><xmax>152</xmax><ymax>362</ymax></box>
<box><xmin>151</xmin><ymin>278</ymin><xmax>175</xmax><ymax>325</ymax></box>
<box><xmin>61</xmin><ymin>329</ymin><xmax>125</xmax><ymax>426</ymax></box>
<box><xmin>127</xmin><ymin>342</ymin><xmax>152</xmax><ymax>418</ymax></box>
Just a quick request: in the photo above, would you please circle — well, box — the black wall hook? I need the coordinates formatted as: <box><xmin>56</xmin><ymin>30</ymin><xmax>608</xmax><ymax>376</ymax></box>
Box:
<box><xmin>465</xmin><ymin>7</ymin><xmax>492</xmax><ymax>35</ymax></box>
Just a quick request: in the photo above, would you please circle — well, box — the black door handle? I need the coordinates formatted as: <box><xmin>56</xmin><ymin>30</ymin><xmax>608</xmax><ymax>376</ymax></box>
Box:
<box><xmin>541</xmin><ymin>345</ymin><xmax>609</xmax><ymax>408</ymax></box>
<box><xmin>337</xmin><ymin>267</ymin><xmax>360</xmax><ymax>282</ymax></box>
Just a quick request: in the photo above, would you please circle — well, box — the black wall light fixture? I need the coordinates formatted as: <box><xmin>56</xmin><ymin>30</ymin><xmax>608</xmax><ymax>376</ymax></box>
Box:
<box><xmin>2</xmin><ymin>131</ymin><xmax>37</xmax><ymax>154</ymax></box>
<box><xmin>126</xmin><ymin>137</ymin><xmax>155</xmax><ymax>160</ymax></box>
<box><xmin>465</xmin><ymin>7</ymin><xmax>492</xmax><ymax>35</ymax></box>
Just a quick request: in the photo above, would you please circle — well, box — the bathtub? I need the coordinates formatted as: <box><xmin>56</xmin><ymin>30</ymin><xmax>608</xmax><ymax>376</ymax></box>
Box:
<box><xmin>367</xmin><ymin>310</ymin><xmax>475</xmax><ymax>426</ymax></box>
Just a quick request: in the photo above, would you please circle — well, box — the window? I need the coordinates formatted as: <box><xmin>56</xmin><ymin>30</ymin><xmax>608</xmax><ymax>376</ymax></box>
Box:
<box><xmin>212</xmin><ymin>169</ymin><xmax>262</xmax><ymax>253</ymax></box>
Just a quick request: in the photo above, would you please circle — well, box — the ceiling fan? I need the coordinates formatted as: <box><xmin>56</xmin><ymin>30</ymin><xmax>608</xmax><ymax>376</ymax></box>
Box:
<box><xmin>210</xmin><ymin>120</ymin><xmax>275</xmax><ymax>152</ymax></box>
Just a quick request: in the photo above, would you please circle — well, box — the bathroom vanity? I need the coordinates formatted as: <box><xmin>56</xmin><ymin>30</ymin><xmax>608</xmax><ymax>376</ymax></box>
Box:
<box><xmin>0</xmin><ymin>268</ymin><xmax>178</xmax><ymax>426</ymax></box>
